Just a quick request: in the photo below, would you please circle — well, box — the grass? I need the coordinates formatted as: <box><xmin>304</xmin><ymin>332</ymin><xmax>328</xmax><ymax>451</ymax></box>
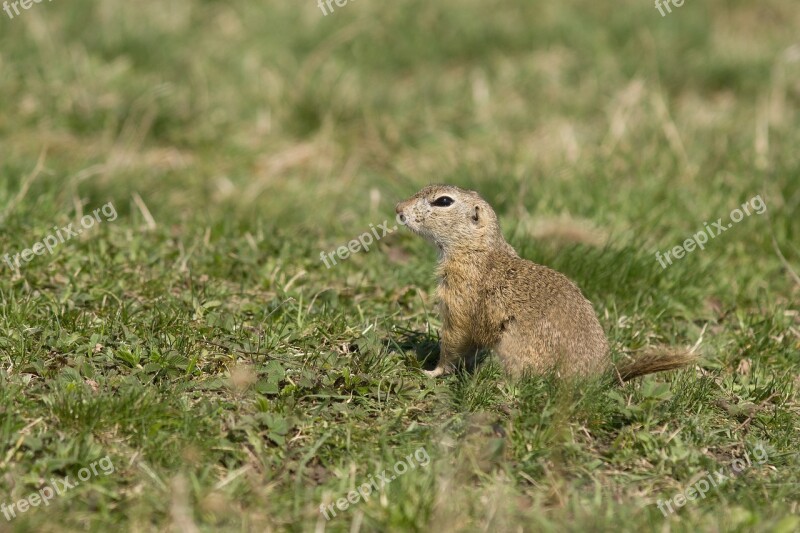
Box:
<box><xmin>1</xmin><ymin>0</ymin><xmax>799</xmax><ymax>531</ymax></box>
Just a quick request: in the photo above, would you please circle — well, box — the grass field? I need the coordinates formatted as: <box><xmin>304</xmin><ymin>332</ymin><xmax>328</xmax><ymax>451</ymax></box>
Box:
<box><xmin>1</xmin><ymin>0</ymin><xmax>799</xmax><ymax>531</ymax></box>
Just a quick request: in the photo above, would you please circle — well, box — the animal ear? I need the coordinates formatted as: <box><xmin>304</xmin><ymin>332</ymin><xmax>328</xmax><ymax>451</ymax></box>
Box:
<box><xmin>471</xmin><ymin>205</ymin><xmax>480</xmax><ymax>223</ymax></box>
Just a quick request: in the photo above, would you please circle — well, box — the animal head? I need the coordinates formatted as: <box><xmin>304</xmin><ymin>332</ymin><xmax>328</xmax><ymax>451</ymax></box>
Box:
<box><xmin>395</xmin><ymin>185</ymin><xmax>502</xmax><ymax>254</ymax></box>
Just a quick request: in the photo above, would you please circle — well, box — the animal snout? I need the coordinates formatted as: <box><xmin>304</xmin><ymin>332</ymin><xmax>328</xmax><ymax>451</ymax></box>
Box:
<box><xmin>395</xmin><ymin>203</ymin><xmax>406</xmax><ymax>223</ymax></box>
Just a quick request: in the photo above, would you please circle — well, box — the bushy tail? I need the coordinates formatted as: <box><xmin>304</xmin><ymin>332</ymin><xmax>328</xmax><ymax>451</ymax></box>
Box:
<box><xmin>614</xmin><ymin>347</ymin><xmax>698</xmax><ymax>382</ymax></box>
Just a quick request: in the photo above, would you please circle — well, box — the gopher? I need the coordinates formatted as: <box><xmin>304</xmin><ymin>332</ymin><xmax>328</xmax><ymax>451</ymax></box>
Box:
<box><xmin>395</xmin><ymin>184</ymin><xmax>695</xmax><ymax>380</ymax></box>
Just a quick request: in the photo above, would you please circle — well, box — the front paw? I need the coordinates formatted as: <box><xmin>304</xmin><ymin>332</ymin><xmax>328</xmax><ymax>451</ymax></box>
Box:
<box><xmin>423</xmin><ymin>366</ymin><xmax>449</xmax><ymax>378</ymax></box>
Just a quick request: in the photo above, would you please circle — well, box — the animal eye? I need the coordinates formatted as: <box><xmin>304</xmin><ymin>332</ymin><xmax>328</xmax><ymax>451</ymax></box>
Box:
<box><xmin>431</xmin><ymin>196</ymin><xmax>454</xmax><ymax>207</ymax></box>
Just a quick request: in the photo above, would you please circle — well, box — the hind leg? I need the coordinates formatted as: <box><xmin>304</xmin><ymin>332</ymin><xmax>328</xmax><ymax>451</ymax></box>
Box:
<box><xmin>493</xmin><ymin>328</ymin><xmax>555</xmax><ymax>378</ymax></box>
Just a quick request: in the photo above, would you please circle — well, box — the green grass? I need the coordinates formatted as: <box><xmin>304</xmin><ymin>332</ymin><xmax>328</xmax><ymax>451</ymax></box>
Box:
<box><xmin>1</xmin><ymin>0</ymin><xmax>799</xmax><ymax>531</ymax></box>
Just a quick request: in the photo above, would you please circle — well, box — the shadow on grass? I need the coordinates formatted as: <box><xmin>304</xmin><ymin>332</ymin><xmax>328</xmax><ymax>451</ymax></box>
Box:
<box><xmin>387</xmin><ymin>328</ymin><xmax>440</xmax><ymax>371</ymax></box>
<box><xmin>387</xmin><ymin>327</ymin><xmax>493</xmax><ymax>375</ymax></box>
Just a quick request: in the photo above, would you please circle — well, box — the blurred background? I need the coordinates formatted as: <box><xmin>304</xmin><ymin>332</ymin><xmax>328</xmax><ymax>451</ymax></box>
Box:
<box><xmin>1</xmin><ymin>0</ymin><xmax>797</xmax><ymax>252</ymax></box>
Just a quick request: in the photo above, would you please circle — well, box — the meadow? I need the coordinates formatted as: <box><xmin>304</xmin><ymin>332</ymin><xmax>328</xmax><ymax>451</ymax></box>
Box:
<box><xmin>0</xmin><ymin>0</ymin><xmax>799</xmax><ymax>531</ymax></box>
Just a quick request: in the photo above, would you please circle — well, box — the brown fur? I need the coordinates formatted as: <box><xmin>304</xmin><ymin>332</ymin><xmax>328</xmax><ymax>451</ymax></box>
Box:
<box><xmin>614</xmin><ymin>348</ymin><xmax>697</xmax><ymax>382</ymax></box>
<box><xmin>396</xmin><ymin>185</ymin><xmax>695</xmax><ymax>380</ymax></box>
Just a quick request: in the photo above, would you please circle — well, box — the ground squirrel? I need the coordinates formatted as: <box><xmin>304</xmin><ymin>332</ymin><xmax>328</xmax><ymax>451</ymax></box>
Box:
<box><xmin>395</xmin><ymin>185</ymin><xmax>696</xmax><ymax>380</ymax></box>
